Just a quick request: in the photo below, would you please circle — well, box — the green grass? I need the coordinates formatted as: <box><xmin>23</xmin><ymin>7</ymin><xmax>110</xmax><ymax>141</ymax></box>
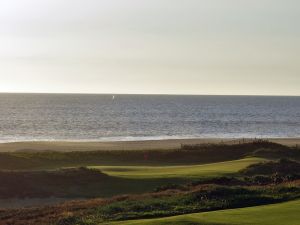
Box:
<box><xmin>110</xmin><ymin>199</ymin><xmax>300</xmax><ymax>225</ymax></box>
<box><xmin>0</xmin><ymin>140</ymin><xmax>292</xmax><ymax>170</ymax></box>
<box><xmin>0</xmin><ymin>158</ymin><xmax>265</xmax><ymax>199</ymax></box>
<box><xmin>91</xmin><ymin>157</ymin><xmax>265</xmax><ymax>179</ymax></box>
<box><xmin>0</xmin><ymin>141</ymin><xmax>299</xmax><ymax>225</ymax></box>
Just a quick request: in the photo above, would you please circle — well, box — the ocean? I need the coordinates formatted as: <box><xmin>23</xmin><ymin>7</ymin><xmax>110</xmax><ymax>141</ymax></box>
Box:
<box><xmin>0</xmin><ymin>94</ymin><xmax>299</xmax><ymax>142</ymax></box>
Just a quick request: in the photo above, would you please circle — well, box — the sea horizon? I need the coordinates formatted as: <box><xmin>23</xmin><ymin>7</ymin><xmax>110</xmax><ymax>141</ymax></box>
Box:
<box><xmin>1</xmin><ymin>92</ymin><xmax>300</xmax><ymax>97</ymax></box>
<box><xmin>0</xmin><ymin>93</ymin><xmax>299</xmax><ymax>143</ymax></box>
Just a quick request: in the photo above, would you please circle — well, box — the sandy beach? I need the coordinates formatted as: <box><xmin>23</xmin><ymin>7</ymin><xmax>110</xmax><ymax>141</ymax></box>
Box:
<box><xmin>0</xmin><ymin>138</ymin><xmax>299</xmax><ymax>152</ymax></box>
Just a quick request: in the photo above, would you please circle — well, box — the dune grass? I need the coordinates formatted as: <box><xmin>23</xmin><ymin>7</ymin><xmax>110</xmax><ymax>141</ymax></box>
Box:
<box><xmin>91</xmin><ymin>157</ymin><xmax>265</xmax><ymax>179</ymax></box>
<box><xmin>0</xmin><ymin>140</ymin><xmax>291</xmax><ymax>170</ymax></box>
<box><xmin>111</xmin><ymin>199</ymin><xmax>300</xmax><ymax>225</ymax></box>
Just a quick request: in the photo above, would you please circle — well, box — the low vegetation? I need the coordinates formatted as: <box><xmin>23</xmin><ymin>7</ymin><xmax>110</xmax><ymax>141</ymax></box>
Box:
<box><xmin>0</xmin><ymin>141</ymin><xmax>300</xmax><ymax>225</ymax></box>
<box><xmin>241</xmin><ymin>158</ymin><xmax>300</xmax><ymax>175</ymax></box>
<box><xmin>0</xmin><ymin>158</ymin><xmax>263</xmax><ymax>199</ymax></box>
<box><xmin>0</xmin><ymin>140</ymin><xmax>298</xmax><ymax>170</ymax></box>
<box><xmin>0</xmin><ymin>168</ymin><xmax>182</xmax><ymax>199</ymax></box>
<box><xmin>1</xmin><ymin>158</ymin><xmax>300</xmax><ymax>225</ymax></box>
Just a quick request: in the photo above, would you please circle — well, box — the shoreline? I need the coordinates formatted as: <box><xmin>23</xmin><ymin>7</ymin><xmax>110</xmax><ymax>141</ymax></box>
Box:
<box><xmin>0</xmin><ymin>138</ymin><xmax>299</xmax><ymax>152</ymax></box>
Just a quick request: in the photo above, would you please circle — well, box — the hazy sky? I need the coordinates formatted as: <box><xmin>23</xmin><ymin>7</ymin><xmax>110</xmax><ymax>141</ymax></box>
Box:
<box><xmin>0</xmin><ymin>0</ymin><xmax>299</xmax><ymax>95</ymax></box>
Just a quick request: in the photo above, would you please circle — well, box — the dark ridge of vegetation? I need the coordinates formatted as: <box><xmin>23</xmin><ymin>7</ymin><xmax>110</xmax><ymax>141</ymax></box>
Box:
<box><xmin>0</xmin><ymin>168</ymin><xmax>183</xmax><ymax>199</ymax></box>
<box><xmin>153</xmin><ymin>183</ymin><xmax>188</xmax><ymax>192</ymax></box>
<box><xmin>0</xmin><ymin>140</ymin><xmax>296</xmax><ymax>170</ymax></box>
<box><xmin>241</xmin><ymin>158</ymin><xmax>300</xmax><ymax>176</ymax></box>
<box><xmin>181</xmin><ymin>139</ymin><xmax>287</xmax><ymax>151</ymax></box>
<box><xmin>2</xmin><ymin>181</ymin><xmax>299</xmax><ymax>225</ymax></box>
<box><xmin>53</xmin><ymin>177</ymin><xmax>300</xmax><ymax>224</ymax></box>
<box><xmin>189</xmin><ymin>173</ymin><xmax>300</xmax><ymax>187</ymax></box>
<box><xmin>84</xmin><ymin>186</ymin><xmax>281</xmax><ymax>222</ymax></box>
<box><xmin>252</xmin><ymin>147</ymin><xmax>300</xmax><ymax>160</ymax></box>
<box><xmin>189</xmin><ymin>176</ymin><xmax>248</xmax><ymax>187</ymax></box>
<box><xmin>182</xmin><ymin>140</ymin><xmax>298</xmax><ymax>161</ymax></box>
<box><xmin>244</xmin><ymin>174</ymin><xmax>300</xmax><ymax>185</ymax></box>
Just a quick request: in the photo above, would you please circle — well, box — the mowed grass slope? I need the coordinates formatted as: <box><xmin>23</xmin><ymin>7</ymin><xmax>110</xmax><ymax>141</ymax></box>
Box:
<box><xmin>92</xmin><ymin>157</ymin><xmax>264</xmax><ymax>179</ymax></box>
<box><xmin>111</xmin><ymin>199</ymin><xmax>300</xmax><ymax>225</ymax></box>
<box><xmin>0</xmin><ymin>158</ymin><xmax>264</xmax><ymax>199</ymax></box>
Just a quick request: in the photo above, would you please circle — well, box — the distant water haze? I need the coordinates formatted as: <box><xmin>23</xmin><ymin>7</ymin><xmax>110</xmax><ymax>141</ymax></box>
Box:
<box><xmin>0</xmin><ymin>94</ymin><xmax>299</xmax><ymax>142</ymax></box>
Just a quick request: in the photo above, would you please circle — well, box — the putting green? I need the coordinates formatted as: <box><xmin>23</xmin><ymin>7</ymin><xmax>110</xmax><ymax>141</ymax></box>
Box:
<box><xmin>91</xmin><ymin>157</ymin><xmax>264</xmax><ymax>179</ymax></box>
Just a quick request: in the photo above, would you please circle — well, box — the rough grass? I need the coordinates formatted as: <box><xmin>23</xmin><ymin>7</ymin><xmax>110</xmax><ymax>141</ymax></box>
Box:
<box><xmin>0</xmin><ymin>140</ymin><xmax>295</xmax><ymax>170</ymax></box>
<box><xmin>0</xmin><ymin>158</ymin><xmax>263</xmax><ymax>199</ymax></box>
<box><xmin>0</xmin><ymin>168</ymin><xmax>182</xmax><ymax>199</ymax></box>
<box><xmin>91</xmin><ymin>157</ymin><xmax>265</xmax><ymax>179</ymax></box>
<box><xmin>1</xmin><ymin>179</ymin><xmax>300</xmax><ymax>225</ymax></box>
<box><xmin>1</xmin><ymin>157</ymin><xmax>300</xmax><ymax>224</ymax></box>
<box><xmin>111</xmin><ymin>199</ymin><xmax>300</xmax><ymax>225</ymax></box>
<box><xmin>0</xmin><ymin>141</ymin><xmax>299</xmax><ymax>224</ymax></box>
<box><xmin>241</xmin><ymin>158</ymin><xmax>300</xmax><ymax>176</ymax></box>
<box><xmin>84</xmin><ymin>184</ymin><xmax>300</xmax><ymax>223</ymax></box>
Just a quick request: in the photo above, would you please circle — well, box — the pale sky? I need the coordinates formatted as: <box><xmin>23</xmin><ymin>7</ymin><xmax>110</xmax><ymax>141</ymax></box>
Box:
<box><xmin>0</xmin><ymin>0</ymin><xmax>299</xmax><ymax>95</ymax></box>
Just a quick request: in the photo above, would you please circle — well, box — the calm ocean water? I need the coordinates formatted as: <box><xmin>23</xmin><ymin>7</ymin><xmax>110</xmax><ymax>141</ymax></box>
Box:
<box><xmin>0</xmin><ymin>94</ymin><xmax>299</xmax><ymax>142</ymax></box>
